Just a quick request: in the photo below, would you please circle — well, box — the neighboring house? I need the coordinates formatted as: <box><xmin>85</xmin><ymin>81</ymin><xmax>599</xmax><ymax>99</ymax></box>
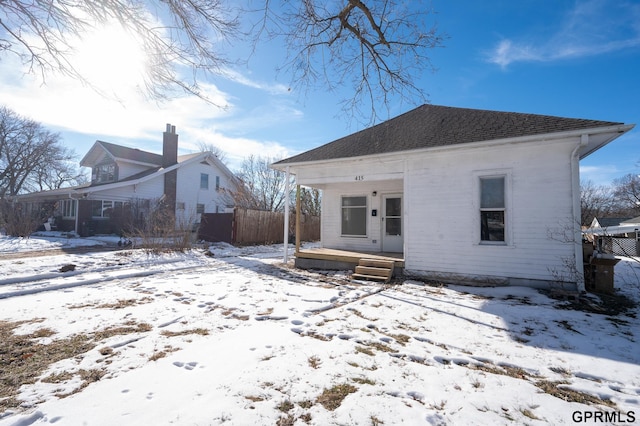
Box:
<box><xmin>272</xmin><ymin>104</ymin><xmax>634</xmax><ymax>291</ymax></box>
<box><xmin>588</xmin><ymin>217</ymin><xmax>634</xmax><ymax>231</ymax></box>
<box><xmin>585</xmin><ymin>217</ymin><xmax>640</xmax><ymax>256</ymax></box>
<box><xmin>14</xmin><ymin>124</ymin><xmax>238</xmax><ymax>236</ymax></box>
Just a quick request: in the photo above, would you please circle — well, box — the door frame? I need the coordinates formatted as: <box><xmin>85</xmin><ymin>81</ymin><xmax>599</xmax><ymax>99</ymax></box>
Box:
<box><xmin>381</xmin><ymin>193</ymin><xmax>403</xmax><ymax>253</ymax></box>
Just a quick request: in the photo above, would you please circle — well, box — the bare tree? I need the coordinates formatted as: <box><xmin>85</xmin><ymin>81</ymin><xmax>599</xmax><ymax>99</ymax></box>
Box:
<box><xmin>612</xmin><ymin>173</ymin><xmax>640</xmax><ymax>217</ymax></box>
<box><xmin>234</xmin><ymin>155</ymin><xmax>292</xmax><ymax>212</ymax></box>
<box><xmin>261</xmin><ymin>0</ymin><xmax>446</xmax><ymax>123</ymax></box>
<box><xmin>0</xmin><ymin>106</ymin><xmax>84</xmax><ymax>197</ymax></box>
<box><xmin>580</xmin><ymin>180</ymin><xmax>614</xmax><ymax>226</ymax></box>
<box><xmin>1</xmin><ymin>0</ymin><xmax>445</xmax><ymax>121</ymax></box>
<box><xmin>197</xmin><ymin>142</ymin><xmax>227</xmax><ymax>163</ymax></box>
<box><xmin>298</xmin><ymin>187</ymin><xmax>321</xmax><ymax>216</ymax></box>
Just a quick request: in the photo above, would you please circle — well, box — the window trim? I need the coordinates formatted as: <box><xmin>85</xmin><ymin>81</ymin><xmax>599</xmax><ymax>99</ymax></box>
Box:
<box><xmin>92</xmin><ymin>162</ymin><xmax>117</xmax><ymax>184</ymax></box>
<box><xmin>474</xmin><ymin>170</ymin><xmax>512</xmax><ymax>246</ymax></box>
<box><xmin>200</xmin><ymin>173</ymin><xmax>209</xmax><ymax>190</ymax></box>
<box><xmin>60</xmin><ymin>199</ymin><xmax>76</xmax><ymax>219</ymax></box>
<box><xmin>340</xmin><ymin>195</ymin><xmax>368</xmax><ymax>238</ymax></box>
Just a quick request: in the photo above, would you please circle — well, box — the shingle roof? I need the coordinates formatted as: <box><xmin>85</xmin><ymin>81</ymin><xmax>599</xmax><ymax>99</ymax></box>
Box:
<box><xmin>98</xmin><ymin>141</ymin><xmax>163</xmax><ymax>165</ymax></box>
<box><xmin>275</xmin><ymin>104</ymin><xmax>623</xmax><ymax>165</ymax></box>
<box><xmin>596</xmin><ymin>217</ymin><xmax>634</xmax><ymax>227</ymax></box>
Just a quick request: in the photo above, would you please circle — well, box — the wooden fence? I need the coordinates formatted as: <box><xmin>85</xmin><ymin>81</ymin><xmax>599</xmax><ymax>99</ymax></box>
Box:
<box><xmin>198</xmin><ymin>208</ymin><xmax>320</xmax><ymax>245</ymax></box>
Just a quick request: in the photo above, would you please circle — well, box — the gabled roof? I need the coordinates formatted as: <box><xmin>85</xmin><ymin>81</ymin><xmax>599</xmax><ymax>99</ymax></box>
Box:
<box><xmin>80</xmin><ymin>141</ymin><xmax>163</xmax><ymax>167</ymax></box>
<box><xmin>16</xmin><ymin>151</ymin><xmax>236</xmax><ymax>200</ymax></box>
<box><xmin>593</xmin><ymin>217</ymin><xmax>633</xmax><ymax>228</ymax></box>
<box><xmin>274</xmin><ymin>104</ymin><xmax>628</xmax><ymax>166</ymax></box>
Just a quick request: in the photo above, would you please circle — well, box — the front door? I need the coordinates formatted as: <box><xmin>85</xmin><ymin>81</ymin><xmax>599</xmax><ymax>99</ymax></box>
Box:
<box><xmin>382</xmin><ymin>194</ymin><xmax>403</xmax><ymax>253</ymax></box>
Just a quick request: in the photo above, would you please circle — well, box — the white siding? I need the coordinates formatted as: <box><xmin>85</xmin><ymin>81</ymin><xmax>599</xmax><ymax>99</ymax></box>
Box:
<box><xmin>404</xmin><ymin>138</ymin><xmax>578</xmax><ymax>286</ymax></box>
<box><xmin>176</xmin><ymin>160</ymin><xmax>235</xmax><ymax>225</ymax></box>
<box><xmin>117</xmin><ymin>162</ymin><xmax>153</xmax><ymax>180</ymax></box>
<box><xmin>85</xmin><ymin>177</ymin><xmax>163</xmax><ymax>201</ymax></box>
<box><xmin>321</xmin><ymin>180</ymin><xmax>403</xmax><ymax>252</ymax></box>
<box><xmin>296</xmin><ymin>136</ymin><xmax>583</xmax><ymax>287</ymax></box>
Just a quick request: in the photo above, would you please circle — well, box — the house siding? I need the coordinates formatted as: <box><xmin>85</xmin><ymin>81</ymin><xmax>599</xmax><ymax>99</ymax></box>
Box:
<box><xmin>118</xmin><ymin>163</ymin><xmax>154</xmax><ymax>180</ymax></box>
<box><xmin>321</xmin><ymin>180</ymin><xmax>403</xmax><ymax>252</ymax></box>
<box><xmin>404</xmin><ymin>138</ymin><xmax>578</xmax><ymax>286</ymax></box>
<box><xmin>176</xmin><ymin>160</ymin><xmax>234</xmax><ymax>225</ymax></box>
<box><xmin>296</xmin><ymin>137</ymin><xmax>581</xmax><ymax>287</ymax></box>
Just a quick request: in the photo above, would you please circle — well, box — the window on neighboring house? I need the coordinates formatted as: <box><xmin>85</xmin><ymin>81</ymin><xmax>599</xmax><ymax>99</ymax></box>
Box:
<box><xmin>60</xmin><ymin>199</ymin><xmax>76</xmax><ymax>218</ymax></box>
<box><xmin>176</xmin><ymin>202</ymin><xmax>185</xmax><ymax>210</ymax></box>
<box><xmin>91</xmin><ymin>200</ymin><xmax>123</xmax><ymax>218</ymax></box>
<box><xmin>93</xmin><ymin>163</ymin><xmax>117</xmax><ymax>184</ymax></box>
<box><xmin>200</xmin><ymin>173</ymin><xmax>209</xmax><ymax>190</ymax></box>
<box><xmin>216</xmin><ymin>176</ymin><xmax>220</xmax><ymax>190</ymax></box>
<box><xmin>480</xmin><ymin>176</ymin><xmax>506</xmax><ymax>242</ymax></box>
<box><xmin>341</xmin><ymin>196</ymin><xmax>367</xmax><ymax>237</ymax></box>
<box><xmin>196</xmin><ymin>203</ymin><xmax>205</xmax><ymax>214</ymax></box>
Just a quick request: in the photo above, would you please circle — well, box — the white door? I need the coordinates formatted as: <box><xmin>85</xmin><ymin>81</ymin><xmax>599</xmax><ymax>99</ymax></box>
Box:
<box><xmin>382</xmin><ymin>194</ymin><xmax>403</xmax><ymax>253</ymax></box>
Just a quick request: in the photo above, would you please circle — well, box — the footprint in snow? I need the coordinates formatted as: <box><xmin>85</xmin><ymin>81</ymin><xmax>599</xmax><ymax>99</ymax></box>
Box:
<box><xmin>173</xmin><ymin>361</ymin><xmax>198</xmax><ymax>371</ymax></box>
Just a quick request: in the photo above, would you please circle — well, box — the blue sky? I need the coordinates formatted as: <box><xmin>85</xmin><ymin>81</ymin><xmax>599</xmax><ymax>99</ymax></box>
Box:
<box><xmin>0</xmin><ymin>0</ymin><xmax>638</xmax><ymax>186</ymax></box>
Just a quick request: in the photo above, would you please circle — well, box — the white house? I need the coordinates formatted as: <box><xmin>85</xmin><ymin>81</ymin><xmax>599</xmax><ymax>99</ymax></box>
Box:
<box><xmin>272</xmin><ymin>105</ymin><xmax>634</xmax><ymax>291</ymax></box>
<box><xmin>15</xmin><ymin>124</ymin><xmax>239</xmax><ymax>236</ymax></box>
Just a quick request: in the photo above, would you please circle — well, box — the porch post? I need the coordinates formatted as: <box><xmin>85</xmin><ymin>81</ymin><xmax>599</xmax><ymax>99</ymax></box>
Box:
<box><xmin>283</xmin><ymin>166</ymin><xmax>291</xmax><ymax>263</ymax></box>
<box><xmin>74</xmin><ymin>198</ymin><xmax>79</xmax><ymax>235</ymax></box>
<box><xmin>296</xmin><ymin>184</ymin><xmax>301</xmax><ymax>254</ymax></box>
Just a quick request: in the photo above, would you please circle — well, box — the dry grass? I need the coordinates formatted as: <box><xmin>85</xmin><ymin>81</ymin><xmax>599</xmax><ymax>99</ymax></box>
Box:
<box><xmin>0</xmin><ymin>318</ymin><xmax>153</xmax><ymax>412</ymax></box>
<box><xmin>316</xmin><ymin>383</ymin><xmax>358</xmax><ymax>411</ymax></box>
<box><xmin>351</xmin><ymin>377</ymin><xmax>376</xmax><ymax>385</ymax></box>
<box><xmin>160</xmin><ymin>328</ymin><xmax>209</xmax><ymax>337</ymax></box>
<box><xmin>535</xmin><ymin>380</ymin><xmax>616</xmax><ymax>407</ymax></box>
<box><xmin>276</xmin><ymin>400</ymin><xmax>294</xmax><ymax>412</ymax></box>
<box><xmin>149</xmin><ymin>345</ymin><xmax>179</xmax><ymax>361</ymax></box>
<box><xmin>96</xmin><ymin>297</ymin><xmax>154</xmax><ymax>309</ymax></box>
<box><xmin>308</xmin><ymin>355</ymin><xmax>322</xmax><ymax>369</ymax></box>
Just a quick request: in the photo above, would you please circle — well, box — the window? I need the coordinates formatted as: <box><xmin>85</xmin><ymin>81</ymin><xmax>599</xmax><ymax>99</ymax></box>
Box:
<box><xmin>341</xmin><ymin>196</ymin><xmax>367</xmax><ymax>236</ymax></box>
<box><xmin>91</xmin><ymin>200</ymin><xmax>123</xmax><ymax>218</ymax></box>
<box><xmin>176</xmin><ymin>202</ymin><xmax>185</xmax><ymax>210</ymax></box>
<box><xmin>196</xmin><ymin>203</ymin><xmax>205</xmax><ymax>214</ymax></box>
<box><xmin>60</xmin><ymin>200</ymin><xmax>76</xmax><ymax>218</ymax></box>
<box><xmin>93</xmin><ymin>163</ymin><xmax>117</xmax><ymax>184</ymax></box>
<box><xmin>480</xmin><ymin>176</ymin><xmax>506</xmax><ymax>242</ymax></box>
<box><xmin>200</xmin><ymin>173</ymin><xmax>209</xmax><ymax>190</ymax></box>
<box><xmin>215</xmin><ymin>176</ymin><xmax>220</xmax><ymax>190</ymax></box>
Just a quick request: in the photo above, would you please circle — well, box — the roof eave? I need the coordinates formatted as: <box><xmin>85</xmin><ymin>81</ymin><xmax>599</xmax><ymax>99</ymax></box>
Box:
<box><xmin>272</xmin><ymin>123</ymin><xmax>635</xmax><ymax>172</ymax></box>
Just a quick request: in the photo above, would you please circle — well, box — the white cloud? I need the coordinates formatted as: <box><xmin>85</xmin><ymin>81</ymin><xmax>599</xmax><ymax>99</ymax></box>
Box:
<box><xmin>486</xmin><ymin>0</ymin><xmax>640</xmax><ymax>68</ymax></box>
<box><xmin>0</xmin><ymin>20</ymin><xmax>300</xmax><ymax>170</ymax></box>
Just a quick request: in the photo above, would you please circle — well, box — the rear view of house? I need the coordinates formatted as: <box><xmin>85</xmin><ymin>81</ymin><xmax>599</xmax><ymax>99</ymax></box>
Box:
<box><xmin>14</xmin><ymin>125</ymin><xmax>239</xmax><ymax>236</ymax></box>
<box><xmin>273</xmin><ymin>105</ymin><xmax>634</xmax><ymax>291</ymax></box>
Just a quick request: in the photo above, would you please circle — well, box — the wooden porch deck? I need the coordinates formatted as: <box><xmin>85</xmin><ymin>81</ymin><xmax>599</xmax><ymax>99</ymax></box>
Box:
<box><xmin>295</xmin><ymin>247</ymin><xmax>404</xmax><ymax>270</ymax></box>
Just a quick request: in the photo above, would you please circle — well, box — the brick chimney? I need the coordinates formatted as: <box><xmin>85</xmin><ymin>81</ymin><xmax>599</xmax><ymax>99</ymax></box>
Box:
<box><xmin>163</xmin><ymin>123</ymin><xmax>178</xmax><ymax>167</ymax></box>
<box><xmin>162</xmin><ymin>124</ymin><xmax>178</xmax><ymax>214</ymax></box>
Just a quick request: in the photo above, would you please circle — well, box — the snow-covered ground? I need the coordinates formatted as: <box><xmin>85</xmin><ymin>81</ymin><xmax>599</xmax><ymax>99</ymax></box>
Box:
<box><xmin>0</xmin><ymin>232</ymin><xmax>639</xmax><ymax>425</ymax></box>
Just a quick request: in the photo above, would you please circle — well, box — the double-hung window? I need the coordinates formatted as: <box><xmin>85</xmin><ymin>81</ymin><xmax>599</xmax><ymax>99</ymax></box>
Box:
<box><xmin>341</xmin><ymin>196</ymin><xmax>367</xmax><ymax>237</ymax></box>
<box><xmin>480</xmin><ymin>176</ymin><xmax>506</xmax><ymax>242</ymax></box>
<box><xmin>200</xmin><ymin>173</ymin><xmax>209</xmax><ymax>190</ymax></box>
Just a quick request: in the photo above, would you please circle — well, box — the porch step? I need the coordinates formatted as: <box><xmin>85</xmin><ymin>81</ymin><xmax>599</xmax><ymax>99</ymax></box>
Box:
<box><xmin>352</xmin><ymin>258</ymin><xmax>395</xmax><ymax>283</ymax></box>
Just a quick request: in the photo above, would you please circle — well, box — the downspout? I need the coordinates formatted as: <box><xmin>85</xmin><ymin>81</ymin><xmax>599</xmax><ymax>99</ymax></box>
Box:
<box><xmin>571</xmin><ymin>135</ymin><xmax>589</xmax><ymax>292</ymax></box>
<box><xmin>283</xmin><ymin>166</ymin><xmax>290</xmax><ymax>264</ymax></box>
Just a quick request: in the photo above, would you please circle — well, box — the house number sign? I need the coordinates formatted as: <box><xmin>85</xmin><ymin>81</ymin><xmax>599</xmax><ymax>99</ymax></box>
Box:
<box><xmin>355</xmin><ymin>175</ymin><xmax>364</xmax><ymax>181</ymax></box>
